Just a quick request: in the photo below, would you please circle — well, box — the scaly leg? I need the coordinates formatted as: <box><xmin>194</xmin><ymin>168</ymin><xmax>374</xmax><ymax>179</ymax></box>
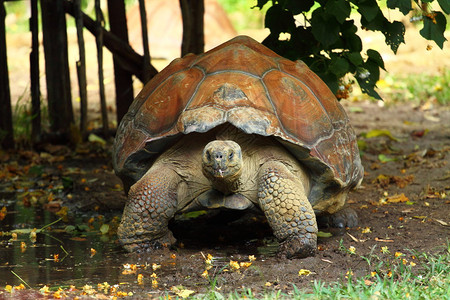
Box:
<box><xmin>118</xmin><ymin>165</ymin><xmax>180</xmax><ymax>252</ymax></box>
<box><xmin>258</xmin><ymin>161</ymin><xmax>317</xmax><ymax>258</ymax></box>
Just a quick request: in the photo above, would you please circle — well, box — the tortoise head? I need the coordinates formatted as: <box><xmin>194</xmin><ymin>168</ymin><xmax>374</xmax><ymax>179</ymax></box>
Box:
<box><xmin>202</xmin><ymin>140</ymin><xmax>243</xmax><ymax>193</ymax></box>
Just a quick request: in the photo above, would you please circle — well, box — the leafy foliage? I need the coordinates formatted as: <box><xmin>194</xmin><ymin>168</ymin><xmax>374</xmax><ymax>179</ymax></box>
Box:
<box><xmin>255</xmin><ymin>0</ymin><xmax>448</xmax><ymax>100</ymax></box>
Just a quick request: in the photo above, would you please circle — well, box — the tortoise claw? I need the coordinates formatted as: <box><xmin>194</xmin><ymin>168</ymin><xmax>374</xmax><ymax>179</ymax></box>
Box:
<box><xmin>278</xmin><ymin>235</ymin><xmax>317</xmax><ymax>259</ymax></box>
<box><xmin>121</xmin><ymin>231</ymin><xmax>176</xmax><ymax>253</ymax></box>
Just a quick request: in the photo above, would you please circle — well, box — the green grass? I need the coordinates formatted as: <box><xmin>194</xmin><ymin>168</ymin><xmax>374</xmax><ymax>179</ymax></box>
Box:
<box><xmin>216</xmin><ymin>0</ymin><xmax>267</xmax><ymax>31</ymax></box>
<box><xmin>381</xmin><ymin>68</ymin><xmax>450</xmax><ymax>105</ymax></box>
<box><xmin>12</xmin><ymin>90</ymin><xmax>49</xmax><ymax>146</ymax></box>
<box><xmin>192</xmin><ymin>243</ymin><xmax>450</xmax><ymax>299</ymax></box>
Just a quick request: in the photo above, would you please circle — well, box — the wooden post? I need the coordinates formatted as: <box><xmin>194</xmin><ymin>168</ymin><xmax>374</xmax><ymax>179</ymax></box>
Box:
<box><xmin>138</xmin><ymin>0</ymin><xmax>151</xmax><ymax>83</ymax></box>
<box><xmin>179</xmin><ymin>0</ymin><xmax>204</xmax><ymax>56</ymax></box>
<box><xmin>95</xmin><ymin>0</ymin><xmax>108</xmax><ymax>137</ymax></box>
<box><xmin>74</xmin><ymin>0</ymin><xmax>88</xmax><ymax>139</ymax></box>
<box><xmin>30</xmin><ymin>0</ymin><xmax>41</xmax><ymax>143</ymax></box>
<box><xmin>0</xmin><ymin>0</ymin><xmax>14</xmax><ymax>149</ymax></box>
<box><xmin>41</xmin><ymin>0</ymin><xmax>73</xmax><ymax>136</ymax></box>
<box><xmin>107</xmin><ymin>0</ymin><xmax>134</xmax><ymax>124</ymax></box>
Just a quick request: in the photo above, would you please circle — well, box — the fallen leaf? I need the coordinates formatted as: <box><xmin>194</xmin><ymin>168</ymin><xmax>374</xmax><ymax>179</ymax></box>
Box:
<box><xmin>375</xmin><ymin>238</ymin><xmax>394</xmax><ymax>242</ymax></box>
<box><xmin>364</xmin><ymin>279</ymin><xmax>374</xmax><ymax>286</ymax></box>
<box><xmin>317</xmin><ymin>231</ymin><xmax>332</xmax><ymax>238</ymax></box>
<box><xmin>347</xmin><ymin>232</ymin><xmax>360</xmax><ymax>242</ymax></box>
<box><xmin>411</xmin><ymin>129</ymin><xmax>428</xmax><ymax>138</ymax></box>
<box><xmin>365</xmin><ymin>129</ymin><xmax>399</xmax><ymax>141</ymax></box>
<box><xmin>100</xmin><ymin>224</ymin><xmax>109</xmax><ymax>235</ymax></box>
<box><xmin>378</xmin><ymin>154</ymin><xmax>398</xmax><ymax>163</ymax></box>
<box><xmin>321</xmin><ymin>259</ymin><xmax>333</xmax><ymax>264</ymax></box>
<box><xmin>88</xmin><ymin>133</ymin><xmax>106</xmax><ymax>145</ymax></box>
<box><xmin>386</xmin><ymin>193</ymin><xmax>409</xmax><ymax>203</ymax></box>
<box><xmin>435</xmin><ymin>219</ymin><xmax>449</xmax><ymax>226</ymax></box>
<box><xmin>173</xmin><ymin>288</ymin><xmax>195</xmax><ymax>298</ymax></box>
<box><xmin>298</xmin><ymin>269</ymin><xmax>311</xmax><ymax>276</ymax></box>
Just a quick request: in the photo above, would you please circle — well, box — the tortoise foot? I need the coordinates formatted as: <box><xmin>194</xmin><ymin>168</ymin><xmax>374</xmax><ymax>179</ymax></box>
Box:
<box><xmin>317</xmin><ymin>207</ymin><xmax>358</xmax><ymax>229</ymax></box>
<box><xmin>278</xmin><ymin>235</ymin><xmax>317</xmax><ymax>259</ymax></box>
<box><xmin>121</xmin><ymin>231</ymin><xmax>176</xmax><ymax>253</ymax></box>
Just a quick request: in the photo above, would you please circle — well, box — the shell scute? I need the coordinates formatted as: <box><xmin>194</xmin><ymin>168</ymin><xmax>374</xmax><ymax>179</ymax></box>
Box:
<box><xmin>194</xmin><ymin>43</ymin><xmax>279</xmax><ymax>75</ymax></box>
<box><xmin>278</xmin><ymin>59</ymin><xmax>347</xmax><ymax>125</ymax></box>
<box><xmin>263</xmin><ymin>70</ymin><xmax>332</xmax><ymax>144</ymax></box>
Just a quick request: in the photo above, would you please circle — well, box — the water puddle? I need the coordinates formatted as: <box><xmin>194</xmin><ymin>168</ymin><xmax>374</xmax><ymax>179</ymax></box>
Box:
<box><xmin>0</xmin><ymin>198</ymin><xmax>125</xmax><ymax>289</ymax></box>
<box><xmin>0</xmin><ymin>194</ymin><xmax>278</xmax><ymax>297</ymax></box>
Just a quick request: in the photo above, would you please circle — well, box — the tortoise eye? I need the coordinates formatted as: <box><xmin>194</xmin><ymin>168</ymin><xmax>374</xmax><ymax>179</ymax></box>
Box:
<box><xmin>229</xmin><ymin>152</ymin><xmax>234</xmax><ymax>160</ymax></box>
<box><xmin>206</xmin><ymin>151</ymin><xmax>211</xmax><ymax>161</ymax></box>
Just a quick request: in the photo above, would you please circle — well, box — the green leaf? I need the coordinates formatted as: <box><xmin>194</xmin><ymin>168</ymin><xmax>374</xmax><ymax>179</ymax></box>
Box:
<box><xmin>356</xmin><ymin>60</ymin><xmax>381</xmax><ymax>100</ymax></box>
<box><xmin>378</xmin><ymin>154</ymin><xmax>397</xmax><ymax>163</ymax></box>
<box><xmin>386</xmin><ymin>0</ymin><xmax>412</xmax><ymax>15</ymax></box>
<box><xmin>326</xmin><ymin>0</ymin><xmax>351</xmax><ymax>24</ymax></box>
<box><xmin>420</xmin><ymin>12</ymin><xmax>447</xmax><ymax>49</ymax></box>
<box><xmin>365</xmin><ymin>129</ymin><xmax>399</xmax><ymax>141</ymax></box>
<box><xmin>329</xmin><ymin>57</ymin><xmax>350</xmax><ymax>78</ymax></box>
<box><xmin>254</xmin><ymin>0</ymin><xmax>270</xmax><ymax>9</ymax></box>
<box><xmin>317</xmin><ymin>231</ymin><xmax>333</xmax><ymax>238</ymax></box>
<box><xmin>367</xmin><ymin>49</ymin><xmax>385</xmax><ymax>70</ymax></box>
<box><xmin>311</xmin><ymin>9</ymin><xmax>340</xmax><ymax>47</ymax></box>
<box><xmin>62</xmin><ymin>176</ymin><xmax>73</xmax><ymax>189</ymax></box>
<box><xmin>383</xmin><ymin>21</ymin><xmax>405</xmax><ymax>53</ymax></box>
<box><xmin>357</xmin><ymin>139</ymin><xmax>368</xmax><ymax>152</ymax></box>
<box><xmin>100</xmin><ymin>224</ymin><xmax>109</xmax><ymax>235</ymax></box>
<box><xmin>177</xmin><ymin>210</ymin><xmax>208</xmax><ymax>221</ymax></box>
<box><xmin>284</xmin><ymin>0</ymin><xmax>315</xmax><ymax>15</ymax></box>
<box><xmin>265</xmin><ymin>4</ymin><xmax>296</xmax><ymax>34</ymax></box>
<box><xmin>28</xmin><ymin>165</ymin><xmax>43</xmax><ymax>176</ymax></box>
<box><xmin>358</xmin><ymin>0</ymin><xmax>382</xmax><ymax>22</ymax></box>
<box><xmin>437</xmin><ymin>0</ymin><xmax>450</xmax><ymax>14</ymax></box>
<box><xmin>65</xmin><ymin>225</ymin><xmax>76</xmax><ymax>233</ymax></box>
<box><xmin>346</xmin><ymin>52</ymin><xmax>364</xmax><ymax>66</ymax></box>
<box><xmin>88</xmin><ymin>133</ymin><xmax>106</xmax><ymax>145</ymax></box>
<box><xmin>11</xmin><ymin>228</ymin><xmax>42</xmax><ymax>234</ymax></box>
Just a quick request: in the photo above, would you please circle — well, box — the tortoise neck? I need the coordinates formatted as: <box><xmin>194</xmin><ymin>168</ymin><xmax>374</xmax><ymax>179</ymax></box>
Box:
<box><xmin>210</xmin><ymin>176</ymin><xmax>241</xmax><ymax>195</ymax></box>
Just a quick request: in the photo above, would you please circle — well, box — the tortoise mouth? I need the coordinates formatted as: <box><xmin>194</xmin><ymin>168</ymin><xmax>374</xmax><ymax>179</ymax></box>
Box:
<box><xmin>212</xmin><ymin>168</ymin><xmax>227</xmax><ymax>178</ymax></box>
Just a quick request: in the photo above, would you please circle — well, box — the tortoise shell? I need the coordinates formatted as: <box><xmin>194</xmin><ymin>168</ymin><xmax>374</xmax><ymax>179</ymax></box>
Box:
<box><xmin>113</xmin><ymin>35</ymin><xmax>363</xmax><ymax>207</ymax></box>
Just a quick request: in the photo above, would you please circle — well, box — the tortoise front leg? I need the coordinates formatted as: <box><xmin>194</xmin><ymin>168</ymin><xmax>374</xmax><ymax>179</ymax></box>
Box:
<box><xmin>258</xmin><ymin>161</ymin><xmax>317</xmax><ymax>258</ymax></box>
<box><xmin>118</xmin><ymin>165</ymin><xmax>180</xmax><ymax>252</ymax></box>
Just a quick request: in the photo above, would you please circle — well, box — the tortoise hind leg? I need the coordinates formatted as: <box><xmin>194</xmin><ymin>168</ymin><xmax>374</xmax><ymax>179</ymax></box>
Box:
<box><xmin>258</xmin><ymin>161</ymin><xmax>317</xmax><ymax>258</ymax></box>
<box><xmin>118</xmin><ymin>166</ymin><xmax>180</xmax><ymax>252</ymax></box>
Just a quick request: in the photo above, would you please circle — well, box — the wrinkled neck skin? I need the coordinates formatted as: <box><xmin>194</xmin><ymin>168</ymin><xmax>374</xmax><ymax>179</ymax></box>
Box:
<box><xmin>202</xmin><ymin>140</ymin><xmax>243</xmax><ymax>195</ymax></box>
<box><xmin>206</xmin><ymin>168</ymin><xmax>242</xmax><ymax>195</ymax></box>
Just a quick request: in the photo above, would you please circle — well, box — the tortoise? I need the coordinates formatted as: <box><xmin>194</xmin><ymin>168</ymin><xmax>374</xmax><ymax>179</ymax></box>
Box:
<box><xmin>113</xmin><ymin>36</ymin><xmax>363</xmax><ymax>258</ymax></box>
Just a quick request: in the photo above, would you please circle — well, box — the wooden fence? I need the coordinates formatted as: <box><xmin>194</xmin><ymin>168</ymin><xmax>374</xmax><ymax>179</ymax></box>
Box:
<box><xmin>0</xmin><ymin>0</ymin><xmax>204</xmax><ymax>149</ymax></box>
